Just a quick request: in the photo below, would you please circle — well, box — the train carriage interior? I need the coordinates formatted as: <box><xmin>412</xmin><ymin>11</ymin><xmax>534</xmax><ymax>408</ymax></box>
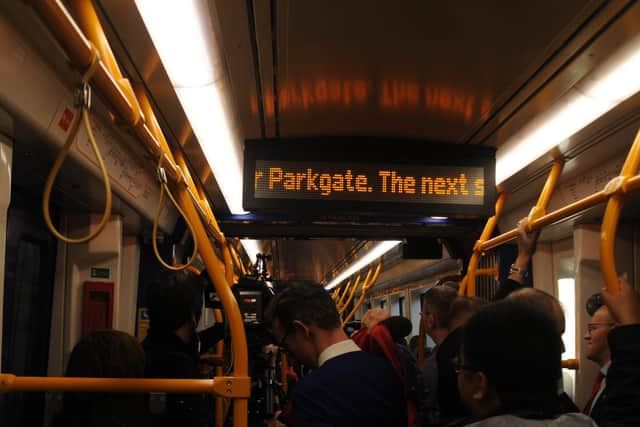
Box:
<box><xmin>1</xmin><ymin>0</ymin><xmax>640</xmax><ymax>426</ymax></box>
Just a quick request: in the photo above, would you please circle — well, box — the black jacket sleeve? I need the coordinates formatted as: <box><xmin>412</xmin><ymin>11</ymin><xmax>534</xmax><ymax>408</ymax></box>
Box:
<box><xmin>492</xmin><ymin>278</ymin><xmax>526</xmax><ymax>301</ymax></box>
<box><xmin>594</xmin><ymin>324</ymin><xmax>640</xmax><ymax>427</ymax></box>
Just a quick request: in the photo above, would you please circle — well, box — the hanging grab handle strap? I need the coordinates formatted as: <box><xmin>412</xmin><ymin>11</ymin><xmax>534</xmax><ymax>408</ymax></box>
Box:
<box><xmin>151</xmin><ymin>160</ymin><xmax>199</xmax><ymax>271</ymax></box>
<box><xmin>42</xmin><ymin>43</ymin><xmax>113</xmax><ymax>244</ymax></box>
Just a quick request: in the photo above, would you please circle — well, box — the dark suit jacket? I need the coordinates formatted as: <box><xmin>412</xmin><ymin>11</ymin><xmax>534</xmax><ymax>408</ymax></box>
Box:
<box><xmin>590</xmin><ymin>325</ymin><xmax>640</xmax><ymax>426</ymax></box>
<box><xmin>290</xmin><ymin>351</ymin><xmax>406</xmax><ymax>426</ymax></box>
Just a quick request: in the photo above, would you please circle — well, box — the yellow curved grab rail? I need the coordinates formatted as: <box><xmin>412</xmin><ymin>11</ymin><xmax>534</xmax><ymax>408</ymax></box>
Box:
<box><xmin>336</xmin><ymin>276</ymin><xmax>358</xmax><ymax>309</ymax></box>
<box><xmin>459</xmin><ymin>192</ymin><xmax>508</xmax><ymax>296</ymax></box>
<box><xmin>601</xmin><ymin>128</ymin><xmax>640</xmax><ymax>294</ymax></box>
<box><xmin>28</xmin><ymin>1</ymin><xmax>250</xmax><ymax>424</ymax></box>
<box><xmin>339</xmin><ymin>264</ymin><xmax>374</xmax><ymax>316</ymax></box>
<box><xmin>461</xmin><ymin>159</ymin><xmax>564</xmax><ymax>296</ymax></box>
<box><xmin>342</xmin><ymin>260</ymin><xmax>382</xmax><ymax>326</ymax></box>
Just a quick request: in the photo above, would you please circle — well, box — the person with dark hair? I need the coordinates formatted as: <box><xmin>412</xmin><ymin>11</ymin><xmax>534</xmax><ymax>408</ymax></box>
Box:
<box><xmin>507</xmin><ymin>287</ymin><xmax>580</xmax><ymax>414</ymax></box>
<box><xmin>421</xmin><ymin>286</ymin><xmax>458</xmax><ymax>345</ymax></box>
<box><xmin>508</xmin><ymin>288</ymin><xmax>565</xmax><ymax>337</ymax></box>
<box><xmin>456</xmin><ymin>300</ymin><xmax>596</xmax><ymax>426</ymax></box>
<box><xmin>582</xmin><ymin>291</ymin><xmax>616</xmax><ymax>421</ymax></box>
<box><xmin>354</xmin><ymin>314</ymin><xmax>424</xmax><ymax>427</ymax></box>
<box><xmin>265</xmin><ymin>282</ymin><xmax>406</xmax><ymax>427</ymax></box>
<box><xmin>52</xmin><ymin>330</ymin><xmax>148</xmax><ymax>427</ymax></box>
<box><xmin>143</xmin><ymin>270</ymin><xmax>222</xmax><ymax>427</ymax></box>
<box><xmin>435</xmin><ymin>296</ymin><xmax>487</xmax><ymax>425</ymax></box>
<box><xmin>420</xmin><ymin>284</ymin><xmax>457</xmax><ymax>425</ymax></box>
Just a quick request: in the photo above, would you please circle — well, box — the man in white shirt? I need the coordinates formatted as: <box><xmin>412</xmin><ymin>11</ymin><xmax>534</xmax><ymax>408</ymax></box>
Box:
<box><xmin>266</xmin><ymin>282</ymin><xmax>406</xmax><ymax>427</ymax></box>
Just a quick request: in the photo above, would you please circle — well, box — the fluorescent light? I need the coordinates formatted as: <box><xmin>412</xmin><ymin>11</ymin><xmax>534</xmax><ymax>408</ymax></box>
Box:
<box><xmin>496</xmin><ymin>90</ymin><xmax>608</xmax><ymax>183</ymax></box>
<box><xmin>241</xmin><ymin>239</ymin><xmax>261</xmax><ymax>266</ymax></box>
<box><xmin>134</xmin><ymin>0</ymin><xmax>218</xmax><ymax>87</ymax></box>
<box><xmin>496</xmin><ymin>32</ymin><xmax>640</xmax><ymax>184</ymax></box>
<box><xmin>430</xmin><ymin>216</ymin><xmax>448</xmax><ymax>220</ymax></box>
<box><xmin>135</xmin><ymin>0</ymin><xmax>246</xmax><ymax>214</ymax></box>
<box><xmin>176</xmin><ymin>85</ymin><xmax>245</xmax><ymax>214</ymax></box>
<box><xmin>325</xmin><ymin>241</ymin><xmax>401</xmax><ymax>290</ymax></box>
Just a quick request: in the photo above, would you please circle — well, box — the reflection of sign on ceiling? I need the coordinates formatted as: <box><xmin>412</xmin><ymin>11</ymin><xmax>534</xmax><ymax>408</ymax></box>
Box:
<box><xmin>250</xmin><ymin>78</ymin><xmax>492</xmax><ymax>123</ymax></box>
<box><xmin>243</xmin><ymin>138</ymin><xmax>495</xmax><ymax>217</ymax></box>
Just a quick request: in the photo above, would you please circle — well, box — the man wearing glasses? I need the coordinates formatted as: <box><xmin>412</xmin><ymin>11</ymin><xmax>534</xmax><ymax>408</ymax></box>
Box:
<box><xmin>265</xmin><ymin>282</ymin><xmax>406</xmax><ymax>427</ymax></box>
<box><xmin>583</xmin><ymin>292</ymin><xmax>616</xmax><ymax>420</ymax></box>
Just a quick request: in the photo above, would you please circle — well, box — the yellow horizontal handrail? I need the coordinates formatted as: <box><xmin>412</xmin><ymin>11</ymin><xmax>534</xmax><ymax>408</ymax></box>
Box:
<box><xmin>561</xmin><ymin>358</ymin><xmax>579</xmax><ymax>371</ymax></box>
<box><xmin>480</xmin><ymin>190</ymin><xmax>607</xmax><ymax>252</ymax></box>
<box><xmin>0</xmin><ymin>374</ymin><xmax>249</xmax><ymax>397</ymax></box>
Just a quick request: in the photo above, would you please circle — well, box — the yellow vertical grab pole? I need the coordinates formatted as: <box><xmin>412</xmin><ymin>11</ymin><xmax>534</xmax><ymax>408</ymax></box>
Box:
<box><xmin>171</xmin><ymin>172</ymin><xmax>249</xmax><ymax>425</ymax></box>
<box><xmin>339</xmin><ymin>275</ymin><xmax>364</xmax><ymax>311</ymax></box>
<box><xmin>194</xmin><ymin>186</ymin><xmax>234</xmax><ymax>285</ymax></box>
<box><xmin>334</xmin><ymin>279</ymin><xmax>351</xmax><ymax>304</ymax></box>
<box><xmin>339</xmin><ymin>265</ymin><xmax>374</xmax><ymax>316</ymax></box>
<box><xmin>212</xmin><ymin>309</ymin><xmax>226</xmax><ymax>427</ymax></box>
<box><xmin>601</xmin><ymin>129</ymin><xmax>640</xmax><ymax>294</ymax></box>
<box><xmin>342</xmin><ymin>261</ymin><xmax>382</xmax><ymax>326</ymax></box>
<box><xmin>332</xmin><ymin>279</ymin><xmax>350</xmax><ymax>302</ymax></box>
<box><xmin>461</xmin><ymin>159</ymin><xmax>563</xmax><ymax>297</ymax></box>
<box><xmin>337</xmin><ymin>276</ymin><xmax>358</xmax><ymax>309</ymax></box>
<box><xmin>331</xmin><ymin>286</ymin><xmax>341</xmax><ymax>301</ymax></box>
<box><xmin>460</xmin><ymin>192</ymin><xmax>508</xmax><ymax>296</ymax></box>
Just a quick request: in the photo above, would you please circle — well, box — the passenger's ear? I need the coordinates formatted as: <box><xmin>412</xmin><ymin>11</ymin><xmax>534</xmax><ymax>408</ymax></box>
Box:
<box><xmin>472</xmin><ymin>371</ymin><xmax>490</xmax><ymax>401</ymax></box>
<box><xmin>292</xmin><ymin>320</ymin><xmax>311</xmax><ymax>338</ymax></box>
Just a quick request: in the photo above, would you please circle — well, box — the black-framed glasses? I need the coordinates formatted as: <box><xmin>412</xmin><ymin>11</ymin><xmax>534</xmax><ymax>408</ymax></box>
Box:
<box><xmin>452</xmin><ymin>357</ymin><xmax>476</xmax><ymax>375</ymax></box>
<box><xmin>275</xmin><ymin>326</ymin><xmax>294</xmax><ymax>355</ymax></box>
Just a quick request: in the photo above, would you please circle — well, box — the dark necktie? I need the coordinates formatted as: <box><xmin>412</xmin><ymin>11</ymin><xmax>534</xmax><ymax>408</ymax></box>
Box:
<box><xmin>583</xmin><ymin>371</ymin><xmax>605</xmax><ymax>414</ymax></box>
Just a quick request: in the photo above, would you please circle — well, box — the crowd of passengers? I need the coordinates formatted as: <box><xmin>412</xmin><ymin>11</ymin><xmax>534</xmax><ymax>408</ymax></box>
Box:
<box><xmin>53</xmin><ymin>218</ymin><xmax>640</xmax><ymax>426</ymax></box>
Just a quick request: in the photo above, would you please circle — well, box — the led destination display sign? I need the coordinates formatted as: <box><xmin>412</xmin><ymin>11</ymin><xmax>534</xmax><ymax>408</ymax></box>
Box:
<box><xmin>243</xmin><ymin>138</ymin><xmax>496</xmax><ymax>217</ymax></box>
<box><xmin>255</xmin><ymin>160</ymin><xmax>485</xmax><ymax>205</ymax></box>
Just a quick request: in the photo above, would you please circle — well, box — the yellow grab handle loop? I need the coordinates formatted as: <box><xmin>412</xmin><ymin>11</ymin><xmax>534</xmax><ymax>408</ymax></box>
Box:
<box><xmin>43</xmin><ymin>43</ymin><xmax>113</xmax><ymax>244</ymax></box>
<box><xmin>42</xmin><ymin>108</ymin><xmax>112</xmax><ymax>244</ymax></box>
<box><xmin>151</xmin><ymin>163</ymin><xmax>199</xmax><ymax>271</ymax></box>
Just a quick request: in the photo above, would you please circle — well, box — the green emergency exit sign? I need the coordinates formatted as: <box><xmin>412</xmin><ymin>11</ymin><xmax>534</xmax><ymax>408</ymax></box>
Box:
<box><xmin>90</xmin><ymin>267</ymin><xmax>110</xmax><ymax>279</ymax></box>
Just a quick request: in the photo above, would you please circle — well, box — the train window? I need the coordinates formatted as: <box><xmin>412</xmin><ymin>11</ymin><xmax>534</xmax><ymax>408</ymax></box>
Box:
<box><xmin>398</xmin><ymin>296</ymin><xmax>405</xmax><ymax>317</ymax></box>
<box><xmin>379</xmin><ymin>299</ymin><xmax>386</xmax><ymax>309</ymax></box>
<box><xmin>1</xmin><ymin>192</ymin><xmax>57</xmax><ymax>426</ymax></box>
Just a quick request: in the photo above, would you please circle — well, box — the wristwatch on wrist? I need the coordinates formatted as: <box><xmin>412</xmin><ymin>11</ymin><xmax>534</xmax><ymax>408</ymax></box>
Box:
<box><xmin>509</xmin><ymin>264</ymin><xmax>527</xmax><ymax>277</ymax></box>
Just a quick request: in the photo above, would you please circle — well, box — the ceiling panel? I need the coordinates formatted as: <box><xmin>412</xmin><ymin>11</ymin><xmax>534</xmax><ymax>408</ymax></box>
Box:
<box><xmin>272</xmin><ymin>239</ymin><xmax>362</xmax><ymax>282</ymax></box>
<box><xmin>260</xmin><ymin>0</ymin><xmax>593</xmax><ymax>141</ymax></box>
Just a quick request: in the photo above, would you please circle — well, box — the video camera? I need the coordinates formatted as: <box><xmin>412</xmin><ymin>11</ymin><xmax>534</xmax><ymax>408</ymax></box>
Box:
<box><xmin>204</xmin><ymin>263</ymin><xmax>288</xmax><ymax>426</ymax></box>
